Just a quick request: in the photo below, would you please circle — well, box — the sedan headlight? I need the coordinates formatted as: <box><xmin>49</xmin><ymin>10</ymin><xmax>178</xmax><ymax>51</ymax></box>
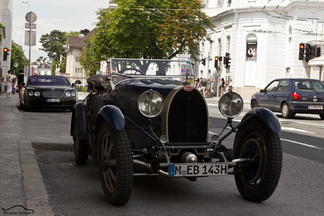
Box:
<box><xmin>34</xmin><ymin>91</ymin><xmax>41</xmax><ymax>97</ymax></box>
<box><xmin>218</xmin><ymin>92</ymin><xmax>243</xmax><ymax>118</ymax></box>
<box><xmin>138</xmin><ymin>89</ymin><xmax>164</xmax><ymax>118</ymax></box>
<box><xmin>71</xmin><ymin>91</ymin><xmax>76</xmax><ymax>97</ymax></box>
<box><xmin>65</xmin><ymin>91</ymin><xmax>71</xmax><ymax>97</ymax></box>
<box><xmin>28</xmin><ymin>91</ymin><xmax>34</xmax><ymax>97</ymax></box>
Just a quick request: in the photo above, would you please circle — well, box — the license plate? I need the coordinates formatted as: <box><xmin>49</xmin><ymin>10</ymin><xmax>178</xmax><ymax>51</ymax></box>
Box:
<box><xmin>46</xmin><ymin>99</ymin><xmax>60</xmax><ymax>102</ymax></box>
<box><xmin>169</xmin><ymin>163</ymin><xmax>228</xmax><ymax>177</ymax></box>
<box><xmin>308</xmin><ymin>105</ymin><xmax>323</xmax><ymax>109</ymax></box>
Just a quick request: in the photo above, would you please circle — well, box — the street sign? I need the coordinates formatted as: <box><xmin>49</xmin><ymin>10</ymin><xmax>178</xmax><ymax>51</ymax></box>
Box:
<box><xmin>25</xmin><ymin>11</ymin><xmax>37</xmax><ymax>23</ymax></box>
<box><xmin>25</xmin><ymin>30</ymin><xmax>36</xmax><ymax>46</ymax></box>
<box><xmin>25</xmin><ymin>23</ymin><xmax>36</xmax><ymax>29</ymax></box>
<box><xmin>181</xmin><ymin>68</ymin><xmax>186</xmax><ymax>74</ymax></box>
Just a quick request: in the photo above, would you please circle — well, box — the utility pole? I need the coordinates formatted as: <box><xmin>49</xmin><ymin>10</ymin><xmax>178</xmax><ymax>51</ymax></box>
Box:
<box><xmin>25</xmin><ymin>11</ymin><xmax>37</xmax><ymax>79</ymax></box>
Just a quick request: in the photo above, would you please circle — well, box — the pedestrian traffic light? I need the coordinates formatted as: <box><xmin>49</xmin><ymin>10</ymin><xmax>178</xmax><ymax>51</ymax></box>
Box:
<box><xmin>3</xmin><ymin>47</ymin><xmax>9</xmax><ymax>61</ymax></box>
<box><xmin>224</xmin><ymin>53</ymin><xmax>231</xmax><ymax>68</ymax></box>
<box><xmin>201</xmin><ymin>58</ymin><xmax>206</xmax><ymax>66</ymax></box>
<box><xmin>299</xmin><ymin>43</ymin><xmax>305</xmax><ymax>60</ymax></box>
<box><xmin>214</xmin><ymin>56</ymin><xmax>219</xmax><ymax>68</ymax></box>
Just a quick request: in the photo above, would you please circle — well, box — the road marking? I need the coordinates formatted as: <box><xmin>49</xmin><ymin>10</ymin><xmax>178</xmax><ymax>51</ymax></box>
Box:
<box><xmin>281</xmin><ymin>127</ymin><xmax>315</xmax><ymax>134</ymax></box>
<box><xmin>280</xmin><ymin>138</ymin><xmax>323</xmax><ymax>150</ymax></box>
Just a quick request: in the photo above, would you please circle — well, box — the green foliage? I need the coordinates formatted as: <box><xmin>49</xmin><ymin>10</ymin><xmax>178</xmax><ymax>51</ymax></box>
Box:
<box><xmin>79</xmin><ymin>38</ymin><xmax>100</xmax><ymax>76</ymax></box>
<box><xmin>60</xmin><ymin>63</ymin><xmax>66</xmax><ymax>73</ymax></box>
<box><xmin>10</xmin><ymin>43</ymin><xmax>28</xmax><ymax>76</ymax></box>
<box><xmin>51</xmin><ymin>60</ymin><xmax>57</xmax><ymax>75</ymax></box>
<box><xmin>39</xmin><ymin>30</ymin><xmax>66</xmax><ymax>62</ymax></box>
<box><xmin>92</xmin><ymin>0</ymin><xmax>215</xmax><ymax>61</ymax></box>
<box><xmin>74</xmin><ymin>87</ymin><xmax>87</xmax><ymax>92</ymax></box>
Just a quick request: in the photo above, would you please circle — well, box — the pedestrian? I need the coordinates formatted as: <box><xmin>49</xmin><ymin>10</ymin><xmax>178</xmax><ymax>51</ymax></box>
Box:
<box><xmin>225</xmin><ymin>79</ymin><xmax>229</xmax><ymax>93</ymax></box>
<box><xmin>206</xmin><ymin>78</ymin><xmax>211</xmax><ymax>98</ymax></box>
<box><xmin>12</xmin><ymin>78</ymin><xmax>18</xmax><ymax>95</ymax></box>
<box><xmin>1</xmin><ymin>77</ymin><xmax>5</xmax><ymax>96</ymax></box>
<box><xmin>196</xmin><ymin>78</ymin><xmax>203</xmax><ymax>95</ymax></box>
<box><xmin>18</xmin><ymin>69</ymin><xmax>24</xmax><ymax>98</ymax></box>
<box><xmin>219</xmin><ymin>78</ymin><xmax>225</xmax><ymax>96</ymax></box>
<box><xmin>210</xmin><ymin>80</ymin><xmax>214</xmax><ymax>98</ymax></box>
<box><xmin>228</xmin><ymin>79</ymin><xmax>233</xmax><ymax>92</ymax></box>
<box><xmin>6</xmin><ymin>70</ymin><xmax>13</xmax><ymax>98</ymax></box>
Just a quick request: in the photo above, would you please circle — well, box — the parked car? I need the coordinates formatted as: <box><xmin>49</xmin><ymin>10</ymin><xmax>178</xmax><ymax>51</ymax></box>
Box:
<box><xmin>71</xmin><ymin>58</ymin><xmax>282</xmax><ymax>206</ymax></box>
<box><xmin>20</xmin><ymin>75</ymin><xmax>77</xmax><ymax>111</ymax></box>
<box><xmin>251</xmin><ymin>78</ymin><xmax>324</xmax><ymax>119</ymax></box>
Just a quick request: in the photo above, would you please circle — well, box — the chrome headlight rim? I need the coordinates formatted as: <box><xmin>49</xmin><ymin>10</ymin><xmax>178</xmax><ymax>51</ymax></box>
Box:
<box><xmin>137</xmin><ymin>89</ymin><xmax>164</xmax><ymax>118</ymax></box>
<box><xmin>28</xmin><ymin>91</ymin><xmax>34</xmax><ymax>97</ymax></box>
<box><xmin>65</xmin><ymin>91</ymin><xmax>71</xmax><ymax>97</ymax></box>
<box><xmin>71</xmin><ymin>91</ymin><xmax>76</xmax><ymax>97</ymax></box>
<box><xmin>218</xmin><ymin>92</ymin><xmax>244</xmax><ymax>118</ymax></box>
<box><xmin>34</xmin><ymin>91</ymin><xmax>41</xmax><ymax>97</ymax></box>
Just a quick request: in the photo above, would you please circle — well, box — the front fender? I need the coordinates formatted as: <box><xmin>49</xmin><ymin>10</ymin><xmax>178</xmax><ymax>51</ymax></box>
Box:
<box><xmin>70</xmin><ymin>102</ymin><xmax>87</xmax><ymax>140</ymax></box>
<box><xmin>96</xmin><ymin>105</ymin><xmax>125</xmax><ymax>130</ymax></box>
<box><xmin>241</xmin><ymin>107</ymin><xmax>281</xmax><ymax>133</ymax></box>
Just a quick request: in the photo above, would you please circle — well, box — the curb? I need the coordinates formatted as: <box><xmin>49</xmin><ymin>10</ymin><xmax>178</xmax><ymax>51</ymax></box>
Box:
<box><xmin>32</xmin><ymin>142</ymin><xmax>74</xmax><ymax>151</ymax></box>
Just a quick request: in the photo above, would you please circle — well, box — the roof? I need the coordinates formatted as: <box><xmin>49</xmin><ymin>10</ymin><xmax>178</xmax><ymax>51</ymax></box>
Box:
<box><xmin>66</xmin><ymin>29</ymin><xmax>94</xmax><ymax>49</ymax></box>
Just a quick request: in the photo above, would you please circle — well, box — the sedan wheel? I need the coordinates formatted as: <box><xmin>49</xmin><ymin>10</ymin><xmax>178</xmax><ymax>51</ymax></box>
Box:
<box><xmin>251</xmin><ymin>100</ymin><xmax>258</xmax><ymax>109</ymax></box>
<box><xmin>320</xmin><ymin>113</ymin><xmax>324</xmax><ymax>120</ymax></box>
<box><xmin>281</xmin><ymin>103</ymin><xmax>294</xmax><ymax>119</ymax></box>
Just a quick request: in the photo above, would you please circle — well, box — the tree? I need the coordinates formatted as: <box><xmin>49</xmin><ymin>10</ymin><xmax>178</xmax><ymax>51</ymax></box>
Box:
<box><xmin>79</xmin><ymin>38</ymin><xmax>100</xmax><ymax>76</ymax></box>
<box><xmin>10</xmin><ymin>43</ymin><xmax>28</xmax><ymax>76</ymax></box>
<box><xmin>93</xmin><ymin>0</ymin><xmax>215</xmax><ymax>62</ymax></box>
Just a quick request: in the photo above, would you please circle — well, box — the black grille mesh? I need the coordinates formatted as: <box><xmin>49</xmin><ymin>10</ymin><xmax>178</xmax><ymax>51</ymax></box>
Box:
<box><xmin>42</xmin><ymin>90</ymin><xmax>64</xmax><ymax>98</ymax></box>
<box><xmin>168</xmin><ymin>89</ymin><xmax>208</xmax><ymax>142</ymax></box>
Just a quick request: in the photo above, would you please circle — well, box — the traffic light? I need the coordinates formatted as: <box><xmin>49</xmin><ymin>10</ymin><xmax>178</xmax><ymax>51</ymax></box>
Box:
<box><xmin>3</xmin><ymin>47</ymin><xmax>9</xmax><ymax>61</ymax></box>
<box><xmin>214</xmin><ymin>56</ymin><xmax>219</xmax><ymax>68</ymax></box>
<box><xmin>305</xmin><ymin>44</ymin><xmax>316</xmax><ymax>62</ymax></box>
<box><xmin>305</xmin><ymin>44</ymin><xmax>311</xmax><ymax>62</ymax></box>
<box><xmin>299</xmin><ymin>43</ymin><xmax>304</xmax><ymax>60</ymax></box>
<box><xmin>201</xmin><ymin>58</ymin><xmax>206</xmax><ymax>66</ymax></box>
<box><xmin>224</xmin><ymin>53</ymin><xmax>231</xmax><ymax>68</ymax></box>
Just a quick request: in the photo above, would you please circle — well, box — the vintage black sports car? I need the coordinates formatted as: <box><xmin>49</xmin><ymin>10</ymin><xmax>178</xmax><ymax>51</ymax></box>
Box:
<box><xmin>20</xmin><ymin>75</ymin><xmax>77</xmax><ymax>111</ymax></box>
<box><xmin>71</xmin><ymin>58</ymin><xmax>282</xmax><ymax>206</ymax></box>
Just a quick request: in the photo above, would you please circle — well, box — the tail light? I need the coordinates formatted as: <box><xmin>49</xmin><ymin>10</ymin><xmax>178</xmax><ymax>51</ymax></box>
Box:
<box><xmin>291</xmin><ymin>92</ymin><xmax>301</xmax><ymax>100</ymax></box>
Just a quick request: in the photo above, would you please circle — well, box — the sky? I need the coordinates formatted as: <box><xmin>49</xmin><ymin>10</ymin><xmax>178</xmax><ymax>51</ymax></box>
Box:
<box><xmin>12</xmin><ymin>0</ymin><xmax>109</xmax><ymax>62</ymax></box>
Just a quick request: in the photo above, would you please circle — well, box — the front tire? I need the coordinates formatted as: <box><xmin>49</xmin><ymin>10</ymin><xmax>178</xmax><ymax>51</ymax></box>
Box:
<box><xmin>251</xmin><ymin>100</ymin><xmax>258</xmax><ymax>109</ymax></box>
<box><xmin>234</xmin><ymin>119</ymin><xmax>282</xmax><ymax>202</ymax></box>
<box><xmin>97</xmin><ymin>122</ymin><xmax>133</xmax><ymax>206</ymax></box>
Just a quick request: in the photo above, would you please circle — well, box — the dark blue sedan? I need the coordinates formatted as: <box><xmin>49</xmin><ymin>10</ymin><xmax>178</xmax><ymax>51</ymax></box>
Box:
<box><xmin>251</xmin><ymin>78</ymin><xmax>324</xmax><ymax>119</ymax></box>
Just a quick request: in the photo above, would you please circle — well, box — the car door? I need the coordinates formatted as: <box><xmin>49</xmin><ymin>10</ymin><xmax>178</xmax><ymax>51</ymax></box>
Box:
<box><xmin>258</xmin><ymin>80</ymin><xmax>280</xmax><ymax>110</ymax></box>
<box><xmin>273</xmin><ymin>80</ymin><xmax>289</xmax><ymax>112</ymax></box>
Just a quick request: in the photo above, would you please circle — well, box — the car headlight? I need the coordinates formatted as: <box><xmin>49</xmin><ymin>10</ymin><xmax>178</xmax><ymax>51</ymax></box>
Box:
<box><xmin>138</xmin><ymin>89</ymin><xmax>164</xmax><ymax>118</ymax></box>
<box><xmin>34</xmin><ymin>91</ymin><xmax>41</xmax><ymax>97</ymax></box>
<box><xmin>218</xmin><ymin>92</ymin><xmax>243</xmax><ymax>118</ymax></box>
<box><xmin>65</xmin><ymin>91</ymin><xmax>71</xmax><ymax>97</ymax></box>
<box><xmin>71</xmin><ymin>91</ymin><xmax>76</xmax><ymax>97</ymax></box>
<box><xmin>28</xmin><ymin>91</ymin><xmax>34</xmax><ymax>96</ymax></box>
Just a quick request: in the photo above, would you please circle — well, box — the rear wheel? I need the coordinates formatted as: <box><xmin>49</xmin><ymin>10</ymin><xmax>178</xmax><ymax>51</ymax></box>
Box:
<box><xmin>73</xmin><ymin>115</ymin><xmax>88</xmax><ymax>164</ymax></box>
<box><xmin>319</xmin><ymin>113</ymin><xmax>324</xmax><ymax>120</ymax></box>
<box><xmin>97</xmin><ymin>122</ymin><xmax>133</xmax><ymax>206</ymax></box>
<box><xmin>281</xmin><ymin>102</ymin><xmax>294</xmax><ymax>119</ymax></box>
<box><xmin>86</xmin><ymin>95</ymin><xmax>104</xmax><ymax>159</ymax></box>
<box><xmin>234</xmin><ymin>120</ymin><xmax>282</xmax><ymax>202</ymax></box>
<box><xmin>251</xmin><ymin>100</ymin><xmax>258</xmax><ymax>109</ymax></box>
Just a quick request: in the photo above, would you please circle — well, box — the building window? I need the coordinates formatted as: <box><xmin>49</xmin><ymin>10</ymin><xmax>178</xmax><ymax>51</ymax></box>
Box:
<box><xmin>75</xmin><ymin>68</ymin><xmax>77</xmax><ymax>73</ymax></box>
<box><xmin>76</xmin><ymin>57</ymin><xmax>78</xmax><ymax>62</ymax></box>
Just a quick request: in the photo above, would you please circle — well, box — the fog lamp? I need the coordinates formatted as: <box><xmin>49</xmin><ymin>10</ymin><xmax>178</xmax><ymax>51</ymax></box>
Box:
<box><xmin>138</xmin><ymin>89</ymin><xmax>164</xmax><ymax>118</ymax></box>
<box><xmin>218</xmin><ymin>92</ymin><xmax>243</xmax><ymax>118</ymax></box>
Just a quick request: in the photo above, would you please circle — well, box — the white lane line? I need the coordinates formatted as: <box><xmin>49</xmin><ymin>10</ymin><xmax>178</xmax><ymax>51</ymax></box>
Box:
<box><xmin>280</xmin><ymin>138</ymin><xmax>323</xmax><ymax>150</ymax></box>
<box><xmin>281</xmin><ymin>127</ymin><xmax>315</xmax><ymax>134</ymax></box>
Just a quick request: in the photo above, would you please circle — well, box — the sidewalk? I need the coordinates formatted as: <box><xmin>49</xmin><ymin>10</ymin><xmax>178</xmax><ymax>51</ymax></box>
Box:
<box><xmin>0</xmin><ymin>94</ymin><xmax>57</xmax><ymax>216</ymax></box>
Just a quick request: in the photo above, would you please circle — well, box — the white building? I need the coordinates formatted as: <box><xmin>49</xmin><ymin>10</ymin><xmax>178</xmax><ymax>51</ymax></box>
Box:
<box><xmin>199</xmin><ymin>0</ymin><xmax>324</xmax><ymax>98</ymax></box>
<box><xmin>0</xmin><ymin>0</ymin><xmax>13</xmax><ymax>77</ymax></box>
<box><xmin>65</xmin><ymin>31</ymin><xmax>93</xmax><ymax>85</ymax></box>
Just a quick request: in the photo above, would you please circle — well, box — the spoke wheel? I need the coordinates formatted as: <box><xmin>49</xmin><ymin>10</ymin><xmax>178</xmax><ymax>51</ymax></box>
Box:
<box><xmin>234</xmin><ymin>119</ymin><xmax>282</xmax><ymax>202</ymax></box>
<box><xmin>86</xmin><ymin>95</ymin><xmax>104</xmax><ymax>159</ymax></box>
<box><xmin>73</xmin><ymin>115</ymin><xmax>88</xmax><ymax>164</ymax></box>
<box><xmin>98</xmin><ymin>122</ymin><xmax>133</xmax><ymax>206</ymax></box>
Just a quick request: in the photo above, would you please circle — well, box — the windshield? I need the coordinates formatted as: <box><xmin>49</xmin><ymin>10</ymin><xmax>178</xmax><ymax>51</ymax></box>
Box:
<box><xmin>28</xmin><ymin>76</ymin><xmax>71</xmax><ymax>86</ymax></box>
<box><xmin>294</xmin><ymin>79</ymin><xmax>324</xmax><ymax>93</ymax></box>
<box><xmin>108</xmin><ymin>58</ymin><xmax>193</xmax><ymax>77</ymax></box>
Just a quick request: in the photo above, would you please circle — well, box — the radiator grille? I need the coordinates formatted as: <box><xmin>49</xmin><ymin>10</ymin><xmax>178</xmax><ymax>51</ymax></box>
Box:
<box><xmin>42</xmin><ymin>90</ymin><xmax>64</xmax><ymax>98</ymax></box>
<box><xmin>168</xmin><ymin>89</ymin><xmax>208</xmax><ymax>143</ymax></box>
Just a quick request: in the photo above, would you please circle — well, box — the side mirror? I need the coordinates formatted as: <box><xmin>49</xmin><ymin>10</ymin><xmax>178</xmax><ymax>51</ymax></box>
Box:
<box><xmin>20</xmin><ymin>82</ymin><xmax>25</xmax><ymax>87</ymax></box>
<box><xmin>71</xmin><ymin>83</ymin><xmax>76</xmax><ymax>87</ymax></box>
<box><xmin>260</xmin><ymin>89</ymin><xmax>264</xmax><ymax>93</ymax></box>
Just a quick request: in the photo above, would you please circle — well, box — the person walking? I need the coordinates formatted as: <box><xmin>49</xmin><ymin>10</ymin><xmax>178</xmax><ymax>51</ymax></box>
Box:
<box><xmin>17</xmin><ymin>69</ymin><xmax>24</xmax><ymax>98</ymax></box>
<box><xmin>219</xmin><ymin>78</ymin><xmax>225</xmax><ymax>96</ymax></box>
<box><xmin>12</xmin><ymin>78</ymin><xmax>18</xmax><ymax>95</ymax></box>
<box><xmin>228</xmin><ymin>79</ymin><xmax>233</xmax><ymax>92</ymax></box>
<box><xmin>210</xmin><ymin>80</ymin><xmax>214</xmax><ymax>98</ymax></box>
<box><xmin>225</xmin><ymin>79</ymin><xmax>229</xmax><ymax>93</ymax></box>
<box><xmin>1</xmin><ymin>77</ymin><xmax>5</xmax><ymax>96</ymax></box>
<box><xmin>6</xmin><ymin>70</ymin><xmax>13</xmax><ymax>98</ymax></box>
<box><xmin>206</xmin><ymin>78</ymin><xmax>211</xmax><ymax>98</ymax></box>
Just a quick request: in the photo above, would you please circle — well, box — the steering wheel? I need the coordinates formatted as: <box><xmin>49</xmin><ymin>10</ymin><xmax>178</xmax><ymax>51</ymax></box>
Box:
<box><xmin>119</xmin><ymin>68</ymin><xmax>145</xmax><ymax>75</ymax></box>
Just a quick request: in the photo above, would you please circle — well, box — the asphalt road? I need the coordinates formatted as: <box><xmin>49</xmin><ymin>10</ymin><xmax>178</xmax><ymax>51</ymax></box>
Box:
<box><xmin>32</xmin><ymin>101</ymin><xmax>324</xmax><ymax>216</ymax></box>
